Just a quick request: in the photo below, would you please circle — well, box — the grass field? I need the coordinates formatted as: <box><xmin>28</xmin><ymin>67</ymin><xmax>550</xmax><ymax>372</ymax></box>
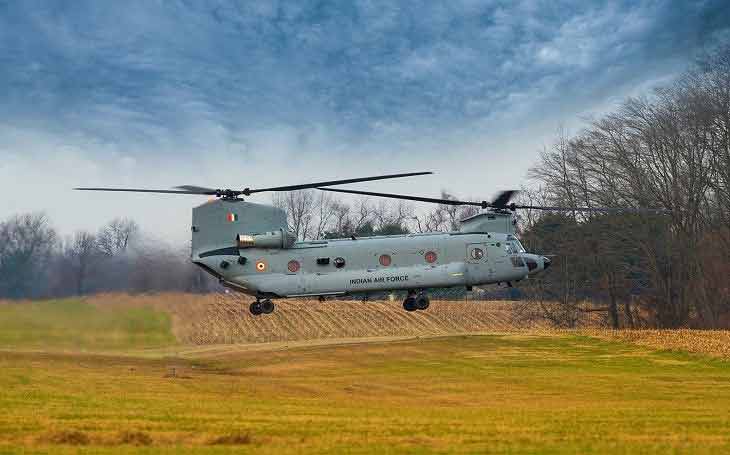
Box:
<box><xmin>0</xmin><ymin>298</ymin><xmax>176</xmax><ymax>351</ymax></box>
<box><xmin>1</xmin><ymin>297</ymin><xmax>729</xmax><ymax>454</ymax></box>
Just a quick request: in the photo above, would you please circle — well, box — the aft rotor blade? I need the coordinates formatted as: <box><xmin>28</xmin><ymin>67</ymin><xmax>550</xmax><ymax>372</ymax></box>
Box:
<box><xmin>491</xmin><ymin>190</ymin><xmax>519</xmax><ymax>208</ymax></box>
<box><xmin>318</xmin><ymin>187</ymin><xmax>487</xmax><ymax>207</ymax></box>
<box><xmin>175</xmin><ymin>185</ymin><xmax>219</xmax><ymax>194</ymax></box>
<box><xmin>245</xmin><ymin>171</ymin><xmax>433</xmax><ymax>195</ymax></box>
<box><xmin>74</xmin><ymin>187</ymin><xmax>216</xmax><ymax>195</ymax></box>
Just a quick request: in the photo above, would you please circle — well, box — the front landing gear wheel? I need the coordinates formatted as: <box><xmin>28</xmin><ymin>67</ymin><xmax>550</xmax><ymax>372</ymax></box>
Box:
<box><xmin>261</xmin><ymin>299</ymin><xmax>275</xmax><ymax>314</ymax></box>
<box><xmin>403</xmin><ymin>297</ymin><xmax>417</xmax><ymax>312</ymax></box>
<box><xmin>249</xmin><ymin>302</ymin><xmax>263</xmax><ymax>316</ymax></box>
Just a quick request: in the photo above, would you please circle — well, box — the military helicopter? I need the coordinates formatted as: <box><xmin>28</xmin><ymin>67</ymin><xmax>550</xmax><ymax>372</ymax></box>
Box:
<box><xmin>76</xmin><ymin>172</ymin><xmax>658</xmax><ymax>315</ymax></box>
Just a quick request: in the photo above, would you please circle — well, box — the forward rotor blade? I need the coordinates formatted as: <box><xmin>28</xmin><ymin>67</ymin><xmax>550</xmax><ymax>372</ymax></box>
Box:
<box><xmin>245</xmin><ymin>171</ymin><xmax>433</xmax><ymax>195</ymax></box>
<box><xmin>318</xmin><ymin>187</ymin><xmax>666</xmax><ymax>214</ymax></box>
<box><xmin>317</xmin><ymin>187</ymin><xmax>486</xmax><ymax>207</ymax></box>
<box><xmin>513</xmin><ymin>204</ymin><xmax>666</xmax><ymax>213</ymax></box>
<box><xmin>74</xmin><ymin>187</ymin><xmax>215</xmax><ymax>195</ymax></box>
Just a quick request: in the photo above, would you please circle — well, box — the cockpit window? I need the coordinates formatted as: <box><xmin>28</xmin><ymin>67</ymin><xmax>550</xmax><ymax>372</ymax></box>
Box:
<box><xmin>506</xmin><ymin>240</ymin><xmax>526</xmax><ymax>254</ymax></box>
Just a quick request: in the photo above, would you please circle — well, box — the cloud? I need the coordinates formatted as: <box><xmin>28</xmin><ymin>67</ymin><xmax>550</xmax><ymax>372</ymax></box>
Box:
<box><xmin>0</xmin><ymin>0</ymin><xmax>728</xmax><ymax>239</ymax></box>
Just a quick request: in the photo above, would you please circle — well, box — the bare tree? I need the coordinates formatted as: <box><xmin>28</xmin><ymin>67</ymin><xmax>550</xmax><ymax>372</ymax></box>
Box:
<box><xmin>0</xmin><ymin>213</ymin><xmax>57</xmax><ymax>299</ymax></box>
<box><xmin>273</xmin><ymin>190</ymin><xmax>317</xmax><ymax>240</ymax></box>
<box><xmin>63</xmin><ymin>231</ymin><xmax>102</xmax><ymax>295</ymax></box>
<box><xmin>514</xmin><ymin>186</ymin><xmax>551</xmax><ymax>239</ymax></box>
<box><xmin>440</xmin><ymin>191</ymin><xmax>464</xmax><ymax>231</ymax></box>
<box><xmin>328</xmin><ymin>201</ymin><xmax>351</xmax><ymax>238</ymax></box>
<box><xmin>412</xmin><ymin>206</ymin><xmax>448</xmax><ymax>233</ymax></box>
<box><xmin>372</xmin><ymin>200</ymin><xmax>413</xmax><ymax>234</ymax></box>
<box><xmin>408</xmin><ymin>191</ymin><xmax>479</xmax><ymax>233</ymax></box>
<box><xmin>313</xmin><ymin>192</ymin><xmax>336</xmax><ymax>239</ymax></box>
<box><xmin>351</xmin><ymin>198</ymin><xmax>373</xmax><ymax>234</ymax></box>
<box><xmin>97</xmin><ymin>218</ymin><xmax>139</xmax><ymax>256</ymax></box>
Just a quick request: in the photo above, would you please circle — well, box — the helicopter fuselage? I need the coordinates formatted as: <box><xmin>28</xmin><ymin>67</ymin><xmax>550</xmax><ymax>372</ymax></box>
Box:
<box><xmin>193</xmin><ymin>231</ymin><xmax>549</xmax><ymax>298</ymax></box>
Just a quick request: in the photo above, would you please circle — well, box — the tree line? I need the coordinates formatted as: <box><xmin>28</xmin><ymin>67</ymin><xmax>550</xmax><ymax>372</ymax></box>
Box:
<box><xmin>272</xmin><ymin>190</ymin><xmax>479</xmax><ymax>240</ymax></box>
<box><xmin>0</xmin><ymin>215</ymin><xmax>217</xmax><ymax>299</ymax></box>
<box><xmin>517</xmin><ymin>45</ymin><xmax>730</xmax><ymax>329</ymax></box>
<box><xmin>0</xmin><ymin>194</ymin><xmax>479</xmax><ymax>301</ymax></box>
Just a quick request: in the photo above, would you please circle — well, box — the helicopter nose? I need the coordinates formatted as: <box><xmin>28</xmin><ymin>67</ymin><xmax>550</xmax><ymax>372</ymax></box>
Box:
<box><xmin>524</xmin><ymin>256</ymin><xmax>538</xmax><ymax>272</ymax></box>
<box><xmin>542</xmin><ymin>257</ymin><xmax>551</xmax><ymax>270</ymax></box>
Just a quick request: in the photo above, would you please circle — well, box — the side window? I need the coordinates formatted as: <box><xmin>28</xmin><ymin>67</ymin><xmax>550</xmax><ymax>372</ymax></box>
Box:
<box><xmin>379</xmin><ymin>254</ymin><xmax>392</xmax><ymax>266</ymax></box>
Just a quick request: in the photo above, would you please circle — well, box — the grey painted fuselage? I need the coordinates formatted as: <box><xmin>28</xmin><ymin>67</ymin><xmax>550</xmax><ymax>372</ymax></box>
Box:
<box><xmin>191</xmin><ymin>200</ymin><xmax>549</xmax><ymax>298</ymax></box>
<box><xmin>198</xmin><ymin>232</ymin><xmax>538</xmax><ymax>297</ymax></box>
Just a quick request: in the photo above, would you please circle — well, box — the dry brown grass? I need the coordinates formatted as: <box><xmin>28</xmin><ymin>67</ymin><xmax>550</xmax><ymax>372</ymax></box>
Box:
<box><xmin>115</xmin><ymin>430</ymin><xmax>153</xmax><ymax>446</ymax></box>
<box><xmin>40</xmin><ymin>430</ymin><xmax>91</xmax><ymax>446</ymax></box>
<box><xmin>206</xmin><ymin>432</ymin><xmax>253</xmax><ymax>445</ymax></box>
<box><xmin>36</xmin><ymin>429</ymin><xmax>158</xmax><ymax>447</ymax></box>
<box><xmin>85</xmin><ymin>292</ymin><xmax>575</xmax><ymax>344</ymax></box>
<box><xmin>52</xmin><ymin>292</ymin><xmax>729</xmax><ymax>359</ymax></box>
<box><xmin>585</xmin><ymin>329</ymin><xmax>730</xmax><ymax>359</ymax></box>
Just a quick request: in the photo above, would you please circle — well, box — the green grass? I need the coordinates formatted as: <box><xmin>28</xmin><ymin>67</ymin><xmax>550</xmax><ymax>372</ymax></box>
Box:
<box><xmin>1</xmin><ymin>331</ymin><xmax>730</xmax><ymax>453</ymax></box>
<box><xmin>0</xmin><ymin>299</ymin><xmax>176</xmax><ymax>351</ymax></box>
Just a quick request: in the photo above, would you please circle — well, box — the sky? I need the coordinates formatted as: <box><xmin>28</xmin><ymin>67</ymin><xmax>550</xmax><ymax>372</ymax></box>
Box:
<box><xmin>1</xmin><ymin>0</ymin><xmax>729</xmax><ymax>242</ymax></box>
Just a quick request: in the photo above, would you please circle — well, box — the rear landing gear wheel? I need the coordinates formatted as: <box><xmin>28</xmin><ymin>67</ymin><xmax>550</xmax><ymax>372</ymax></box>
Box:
<box><xmin>403</xmin><ymin>296</ymin><xmax>417</xmax><ymax>312</ymax></box>
<box><xmin>249</xmin><ymin>302</ymin><xmax>263</xmax><ymax>316</ymax></box>
<box><xmin>415</xmin><ymin>294</ymin><xmax>430</xmax><ymax>310</ymax></box>
<box><xmin>250</xmin><ymin>299</ymin><xmax>275</xmax><ymax>315</ymax></box>
<box><xmin>261</xmin><ymin>299</ymin><xmax>275</xmax><ymax>314</ymax></box>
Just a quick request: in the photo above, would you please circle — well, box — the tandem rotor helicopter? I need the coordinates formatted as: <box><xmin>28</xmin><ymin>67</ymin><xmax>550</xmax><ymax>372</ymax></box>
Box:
<box><xmin>77</xmin><ymin>172</ymin><xmax>659</xmax><ymax>315</ymax></box>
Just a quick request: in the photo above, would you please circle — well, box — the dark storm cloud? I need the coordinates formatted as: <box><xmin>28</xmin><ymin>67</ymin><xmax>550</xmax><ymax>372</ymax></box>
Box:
<box><xmin>1</xmin><ymin>0</ymin><xmax>728</xmax><ymax>151</ymax></box>
<box><xmin>1</xmin><ymin>0</ymin><xmax>728</xmax><ymax>241</ymax></box>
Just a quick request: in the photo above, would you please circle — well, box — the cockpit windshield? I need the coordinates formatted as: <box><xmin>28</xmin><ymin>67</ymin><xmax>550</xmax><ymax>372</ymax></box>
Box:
<box><xmin>514</xmin><ymin>240</ymin><xmax>526</xmax><ymax>253</ymax></box>
<box><xmin>505</xmin><ymin>239</ymin><xmax>526</xmax><ymax>254</ymax></box>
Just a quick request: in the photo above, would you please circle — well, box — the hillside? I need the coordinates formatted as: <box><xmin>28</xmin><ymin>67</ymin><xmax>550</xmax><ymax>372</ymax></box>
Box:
<box><xmin>83</xmin><ymin>293</ymin><xmax>575</xmax><ymax>344</ymax></box>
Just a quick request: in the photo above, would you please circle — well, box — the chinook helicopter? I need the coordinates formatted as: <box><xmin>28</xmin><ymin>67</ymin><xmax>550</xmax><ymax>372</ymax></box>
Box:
<box><xmin>76</xmin><ymin>172</ymin><xmax>658</xmax><ymax>315</ymax></box>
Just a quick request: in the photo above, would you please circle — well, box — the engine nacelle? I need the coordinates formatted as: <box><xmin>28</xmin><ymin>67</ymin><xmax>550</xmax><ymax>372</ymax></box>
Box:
<box><xmin>237</xmin><ymin>229</ymin><xmax>296</xmax><ymax>249</ymax></box>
